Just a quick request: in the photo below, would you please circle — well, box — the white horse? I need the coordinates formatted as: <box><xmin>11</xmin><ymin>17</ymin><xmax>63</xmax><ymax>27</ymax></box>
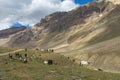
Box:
<box><xmin>43</xmin><ymin>61</ymin><xmax>48</xmax><ymax>64</ymax></box>
<box><xmin>40</xmin><ymin>49</ymin><xmax>44</xmax><ymax>52</ymax></box>
<box><xmin>80</xmin><ymin>61</ymin><xmax>89</xmax><ymax>66</ymax></box>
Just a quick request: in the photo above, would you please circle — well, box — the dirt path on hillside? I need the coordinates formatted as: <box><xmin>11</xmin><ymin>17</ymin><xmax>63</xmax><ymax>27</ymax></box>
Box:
<box><xmin>0</xmin><ymin>49</ymin><xmax>24</xmax><ymax>56</ymax></box>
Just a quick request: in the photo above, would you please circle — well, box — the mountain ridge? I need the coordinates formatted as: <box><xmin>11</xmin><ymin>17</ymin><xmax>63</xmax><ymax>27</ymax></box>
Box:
<box><xmin>7</xmin><ymin>1</ymin><xmax>117</xmax><ymax>49</ymax></box>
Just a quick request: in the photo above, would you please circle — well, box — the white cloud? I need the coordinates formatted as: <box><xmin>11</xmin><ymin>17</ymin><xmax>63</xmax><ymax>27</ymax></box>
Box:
<box><xmin>60</xmin><ymin>0</ymin><xmax>78</xmax><ymax>10</ymax></box>
<box><xmin>0</xmin><ymin>0</ymin><xmax>79</xmax><ymax>30</ymax></box>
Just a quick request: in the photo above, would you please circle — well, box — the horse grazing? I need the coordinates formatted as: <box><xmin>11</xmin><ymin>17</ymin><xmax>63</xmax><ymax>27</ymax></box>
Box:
<box><xmin>43</xmin><ymin>61</ymin><xmax>48</xmax><ymax>64</ymax></box>
<box><xmin>80</xmin><ymin>61</ymin><xmax>89</xmax><ymax>66</ymax></box>
<box><xmin>23</xmin><ymin>58</ymin><xmax>28</xmax><ymax>63</ymax></box>
<box><xmin>9</xmin><ymin>53</ymin><xmax>13</xmax><ymax>60</ymax></box>
<box><xmin>25</xmin><ymin>48</ymin><xmax>27</xmax><ymax>52</ymax></box>
<box><xmin>25</xmin><ymin>53</ymin><xmax>27</xmax><ymax>58</ymax></box>
<box><xmin>15</xmin><ymin>52</ymin><xmax>20</xmax><ymax>58</ymax></box>
<box><xmin>19</xmin><ymin>54</ymin><xmax>23</xmax><ymax>61</ymax></box>
<box><xmin>43</xmin><ymin>60</ymin><xmax>53</xmax><ymax>65</ymax></box>
<box><xmin>47</xmin><ymin>49</ymin><xmax>54</xmax><ymax>52</ymax></box>
<box><xmin>98</xmin><ymin>68</ymin><xmax>103</xmax><ymax>71</ymax></box>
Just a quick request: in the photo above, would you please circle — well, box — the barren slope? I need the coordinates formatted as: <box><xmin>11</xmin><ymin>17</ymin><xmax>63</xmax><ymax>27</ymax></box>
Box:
<box><xmin>61</xmin><ymin>5</ymin><xmax>120</xmax><ymax>72</ymax></box>
<box><xmin>8</xmin><ymin>1</ymin><xmax>115</xmax><ymax>49</ymax></box>
<box><xmin>0</xmin><ymin>27</ymin><xmax>26</xmax><ymax>46</ymax></box>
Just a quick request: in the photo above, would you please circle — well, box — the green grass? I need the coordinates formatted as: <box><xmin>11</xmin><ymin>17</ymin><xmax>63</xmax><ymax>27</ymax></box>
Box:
<box><xmin>0</xmin><ymin>46</ymin><xmax>17</xmax><ymax>53</ymax></box>
<box><xmin>0</xmin><ymin>49</ymin><xmax>120</xmax><ymax>80</ymax></box>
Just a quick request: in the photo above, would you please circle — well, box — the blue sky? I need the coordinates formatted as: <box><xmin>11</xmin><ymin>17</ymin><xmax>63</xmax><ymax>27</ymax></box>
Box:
<box><xmin>75</xmin><ymin>0</ymin><xmax>94</xmax><ymax>5</ymax></box>
<box><xmin>10</xmin><ymin>22</ymin><xmax>31</xmax><ymax>28</ymax></box>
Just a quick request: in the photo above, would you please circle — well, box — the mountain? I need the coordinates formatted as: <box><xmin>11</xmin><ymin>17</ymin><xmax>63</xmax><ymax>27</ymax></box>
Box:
<box><xmin>0</xmin><ymin>27</ymin><xmax>26</xmax><ymax>38</ymax></box>
<box><xmin>101</xmin><ymin>0</ymin><xmax>120</xmax><ymax>4</ymax></box>
<box><xmin>1</xmin><ymin>0</ymin><xmax>120</xmax><ymax>72</ymax></box>
<box><xmin>8</xmin><ymin>1</ymin><xmax>116</xmax><ymax>49</ymax></box>
<box><xmin>0</xmin><ymin>24</ymin><xmax>27</xmax><ymax>46</ymax></box>
<box><xmin>0</xmin><ymin>22</ymin><xmax>32</xmax><ymax>46</ymax></box>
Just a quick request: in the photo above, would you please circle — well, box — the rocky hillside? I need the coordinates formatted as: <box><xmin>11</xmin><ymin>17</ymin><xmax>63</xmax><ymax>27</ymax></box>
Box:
<box><xmin>0</xmin><ymin>27</ymin><xmax>26</xmax><ymax>38</ymax></box>
<box><xmin>8</xmin><ymin>1</ymin><xmax>115</xmax><ymax>48</ymax></box>
<box><xmin>0</xmin><ymin>27</ymin><xmax>27</xmax><ymax>46</ymax></box>
<box><xmin>102</xmin><ymin>0</ymin><xmax>120</xmax><ymax>4</ymax></box>
<box><xmin>1</xmin><ymin>1</ymin><xmax>120</xmax><ymax>72</ymax></box>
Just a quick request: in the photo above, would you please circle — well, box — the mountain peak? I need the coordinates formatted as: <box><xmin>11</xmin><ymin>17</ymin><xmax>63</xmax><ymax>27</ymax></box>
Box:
<box><xmin>99</xmin><ymin>0</ymin><xmax>120</xmax><ymax>4</ymax></box>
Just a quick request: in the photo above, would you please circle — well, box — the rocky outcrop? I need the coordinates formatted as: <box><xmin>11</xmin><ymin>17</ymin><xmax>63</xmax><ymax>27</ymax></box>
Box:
<box><xmin>0</xmin><ymin>27</ymin><xmax>26</xmax><ymax>38</ymax></box>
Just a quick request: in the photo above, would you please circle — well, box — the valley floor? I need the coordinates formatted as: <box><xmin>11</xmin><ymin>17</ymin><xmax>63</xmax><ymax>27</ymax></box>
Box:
<box><xmin>0</xmin><ymin>47</ymin><xmax>120</xmax><ymax>80</ymax></box>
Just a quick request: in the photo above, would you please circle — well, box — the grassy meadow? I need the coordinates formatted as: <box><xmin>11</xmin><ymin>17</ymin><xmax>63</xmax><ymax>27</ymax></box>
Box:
<box><xmin>0</xmin><ymin>47</ymin><xmax>120</xmax><ymax>80</ymax></box>
<box><xmin>0</xmin><ymin>46</ymin><xmax>17</xmax><ymax>53</ymax></box>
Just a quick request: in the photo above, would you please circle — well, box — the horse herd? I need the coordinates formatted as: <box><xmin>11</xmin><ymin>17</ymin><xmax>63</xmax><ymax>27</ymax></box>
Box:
<box><xmin>6</xmin><ymin>48</ymin><xmax>103</xmax><ymax>71</ymax></box>
<box><xmin>8</xmin><ymin>51</ymin><xmax>28</xmax><ymax>63</ymax></box>
<box><xmin>7</xmin><ymin>48</ymin><xmax>54</xmax><ymax>64</ymax></box>
<box><xmin>6</xmin><ymin>48</ymin><xmax>28</xmax><ymax>64</ymax></box>
<box><xmin>36</xmin><ymin>48</ymin><xmax>54</xmax><ymax>52</ymax></box>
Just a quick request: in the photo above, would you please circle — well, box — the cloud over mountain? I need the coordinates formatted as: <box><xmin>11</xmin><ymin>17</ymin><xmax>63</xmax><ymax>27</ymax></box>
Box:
<box><xmin>0</xmin><ymin>0</ymin><xmax>79</xmax><ymax>30</ymax></box>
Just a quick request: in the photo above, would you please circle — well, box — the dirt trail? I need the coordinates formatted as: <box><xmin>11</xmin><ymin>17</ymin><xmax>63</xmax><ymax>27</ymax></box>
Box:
<box><xmin>0</xmin><ymin>49</ymin><xmax>24</xmax><ymax>56</ymax></box>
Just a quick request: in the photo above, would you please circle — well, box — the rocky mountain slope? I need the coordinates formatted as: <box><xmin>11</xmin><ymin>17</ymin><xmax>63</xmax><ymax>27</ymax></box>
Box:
<box><xmin>0</xmin><ymin>27</ymin><xmax>26</xmax><ymax>46</ymax></box>
<box><xmin>0</xmin><ymin>27</ymin><xmax>26</xmax><ymax>38</ymax></box>
<box><xmin>1</xmin><ymin>0</ymin><xmax>120</xmax><ymax>72</ymax></box>
<box><xmin>102</xmin><ymin>0</ymin><xmax>120</xmax><ymax>4</ymax></box>
<box><xmin>8</xmin><ymin>1</ymin><xmax>115</xmax><ymax>48</ymax></box>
